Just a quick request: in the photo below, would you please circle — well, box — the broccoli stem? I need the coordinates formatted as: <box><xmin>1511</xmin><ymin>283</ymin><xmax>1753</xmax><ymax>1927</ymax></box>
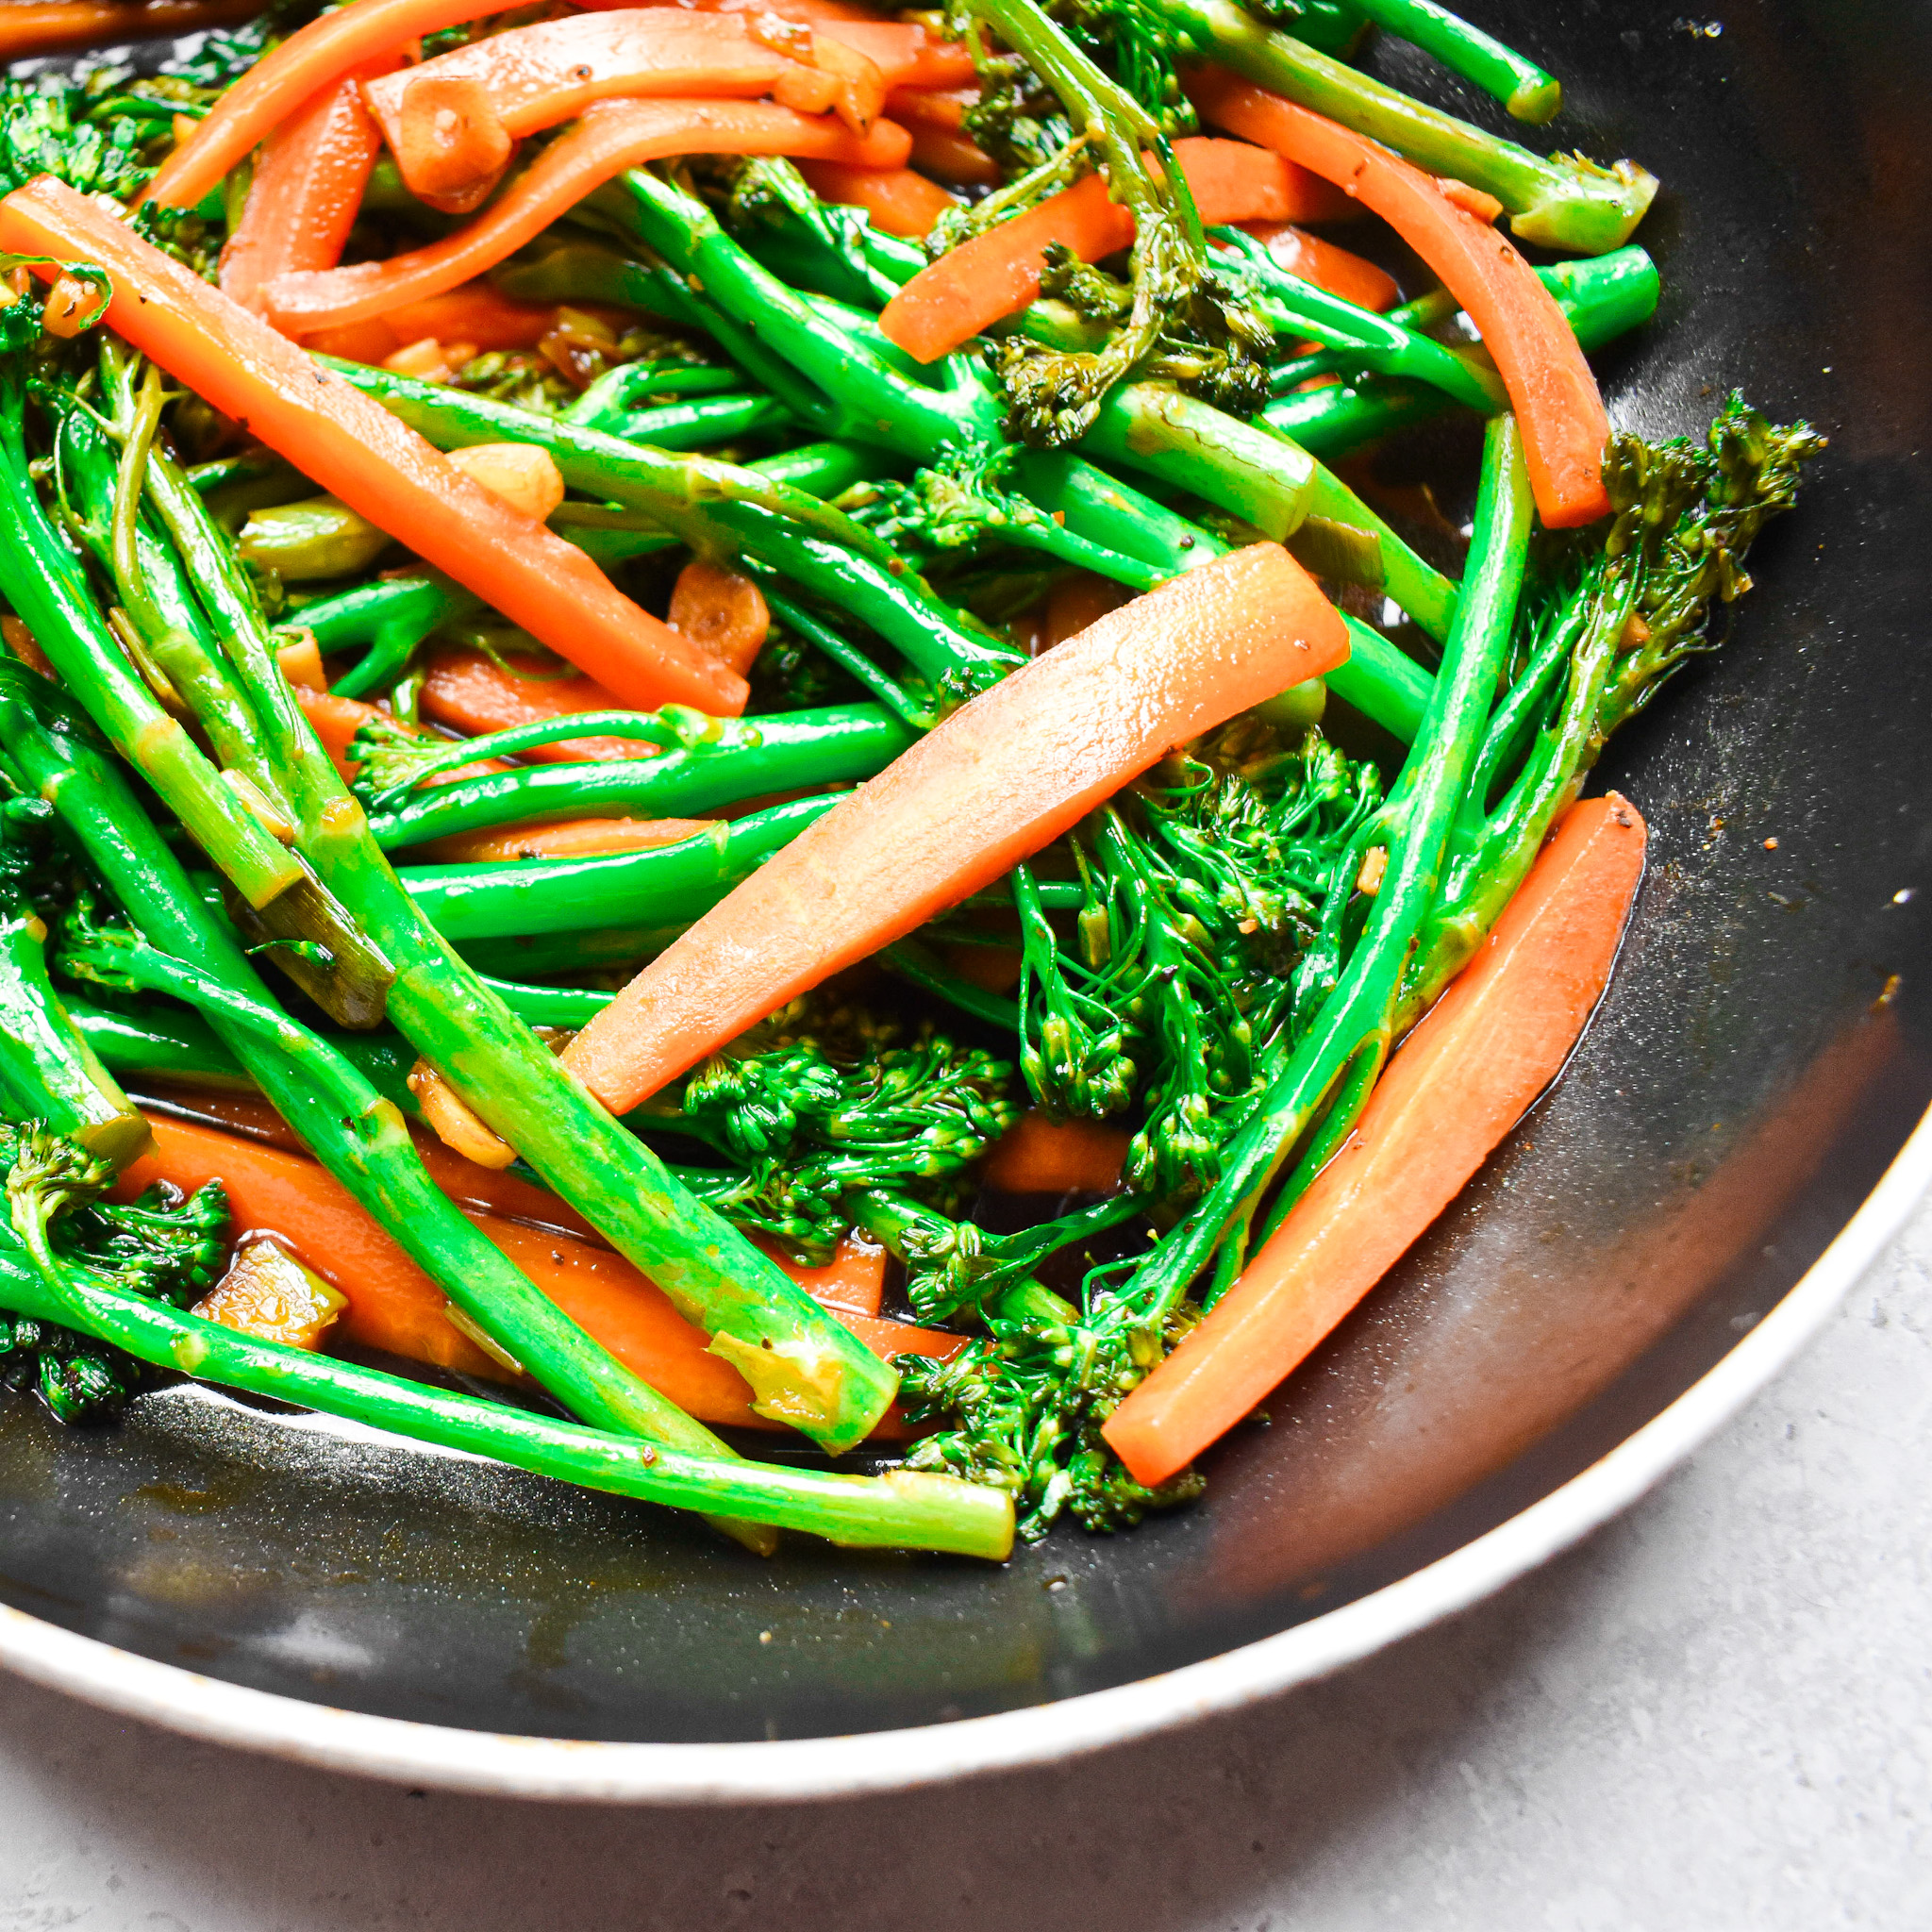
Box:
<box><xmin>1115</xmin><ymin>411</ymin><xmax>1532</xmax><ymax>1327</ymax></box>
<box><xmin>64</xmin><ymin>990</ymin><xmax>415</xmax><ymax>1110</ymax></box>
<box><xmin>1078</xmin><ymin>382</ymin><xmax>1459</xmax><ymax>638</ymax></box>
<box><xmin>0</xmin><ymin>386</ymin><xmax>303</xmax><ymax>914</ymax></box>
<box><xmin>0</xmin><ymin>900</ymin><xmax>149</xmax><ymax>1167</ymax></box>
<box><xmin>0</xmin><ymin>1226</ymin><xmax>1013</xmax><ymax>1558</ymax></box>
<box><xmin>1168</xmin><ymin>0</ymin><xmax>1657</xmax><ymax>252</ymax></box>
<box><xmin>141</xmin><ymin>460</ymin><xmax>902</xmax><ymax>1456</ymax></box>
<box><xmin>304</xmin><ymin>573</ymin><xmax>482</xmax><ymax>702</ymax></box>
<box><xmin>359</xmin><ymin>705</ymin><xmax>910</xmax><ymax>849</ymax></box>
<box><xmin>1346</xmin><ymin>0</ymin><xmax>1560</xmax><ymax>123</ymax></box>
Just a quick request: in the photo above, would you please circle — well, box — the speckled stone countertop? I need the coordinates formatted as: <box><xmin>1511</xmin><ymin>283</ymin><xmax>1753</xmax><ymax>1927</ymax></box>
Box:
<box><xmin>0</xmin><ymin>1196</ymin><xmax>1925</xmax><ymax>1931</ymax></box>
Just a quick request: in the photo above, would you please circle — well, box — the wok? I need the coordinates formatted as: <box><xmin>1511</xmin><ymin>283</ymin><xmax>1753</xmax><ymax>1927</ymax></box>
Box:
<box><xmin>0</xmin><ymin>0</ymin><xmax>1925</xmax><ymax>1800</ymax></box>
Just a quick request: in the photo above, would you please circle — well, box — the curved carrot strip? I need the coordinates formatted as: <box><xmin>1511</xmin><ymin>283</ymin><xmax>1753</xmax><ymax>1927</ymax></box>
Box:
<box><xmin>1234</xmin><ymin>219</ymin><xmax>1397</xmax><ymax>311</ymax></box>
<box><xmin>1102</xmin><ymin>792</ymin><xmax>1648</xmax><ymax>1488</ymax></box>
<box><xmin>559</xmin><ymin>542</ymin><xmax>1349</xmax><ymax>1112</ymax></box>
<box><xmin>1191</xmin><ymin>70</ymin><xmax>1612</xmax><ymax>528</ymax></box>
<box><xmin>146</xmin><ymin>0</ymin><xmax>514</xmax><ymax>212</ymax></box>
<box><xmin>220</xmin><ymin>63</ymin><xmax>395</xmax><ymax>316</ymax></box>
<box><xmin>0</xmin><ymin>179</ymin><xmax>747</xmax><ymax>715</ymax></box>
<box><xmin>420</xmin><ymin>646</ymin><xmax>641</xmax><ymax>762</ymax></box>
<box><xmin>796</xmin><ymin>158</ymin><xmax>958</xmax><ymax>238</ymax></box>
<box><xmin>119</xmin><ymin>1115</ymin><xmax>955</xmax><ymax>1435</ymax></box>
<box><xmin>361</xmin><ymin>12</ymin><xmax>798</xmax><ymax>179</ymax></box>
<box><xmin>264</xmin><ymin>97</ymin><xmax>911</xmax><ymax>334</ymax></box>
<box><xmin>415</xmin><ymin>816</ymin><xmax>716</xmax><ymax>863</ymax></box>
<box><xmin>0</xmin><ymin>0</ymin><xmax>262</xmax><ymax>62</ymax></box>
<box><xmin>879</xmin><ymin>136</ymin><xmax>1327</xmax><ymax>364</ymax></box>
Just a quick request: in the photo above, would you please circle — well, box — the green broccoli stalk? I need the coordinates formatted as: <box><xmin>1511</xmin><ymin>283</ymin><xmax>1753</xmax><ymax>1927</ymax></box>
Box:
<box><xmin>354</xmin><ymin>703</ymin><xmax>914</xmax><ymax>856</ymax></box>
<box><xmin>1398</xmin><ymin>396</ymin><xmax>1825</xmax><ymax>1029</ymax></box>
<box><xmin>1346</xmin><ymin>0</ymin><xmax>1560</xmax><ymax>123</ymax></box>
<box><xmin>1165</xmin><ymin>0</ymin><xmax>1657</xmax><ymax>252</ymax></box>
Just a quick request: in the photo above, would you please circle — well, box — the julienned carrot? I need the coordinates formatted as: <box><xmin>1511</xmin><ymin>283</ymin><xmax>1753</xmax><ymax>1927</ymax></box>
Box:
<box><xmin>264</xmin><ymin>98</ymin><xmax>911</xmax><ymax>336</ymax></box>
<box><xmin>302</xmin><ymin>282</ymin><xmax>569</xmax><ymax>364</ymax></box>
<box><xmin>1102</xmin><ymin>793</ymin><xmax>1648</xmax><ymax>1488</ymax></box>
<box><xmin>118</xmin><ymin>1115</ymin><xmax>953</xmax><ymax>1435</ymax></box>
<box><xmin>362</xmin><ymin>13</ymin><xmax>806</xmax><ymax>200</ymax></box>
<box><xmin>145</xmin><ymin>0</ymin><xmax>509</xmax><ymax>210</ymax></box>
<box><xmin>414</xmin><ymin>816</ymin><xmax>716</xmax><ymax>864</ymax></box>
<box><xmin>0</xmin><ymin>179</ymin><xmax>745</xmax><ymax>716</ymax></box>
<box><xmin>362</xmin><ymin>12</ymin><xmax>962</xmax><ymax>198</ymax></box>
<box><xmin>879</xmin><ymin>137</ymin><xmax>1330</xmax><ymax>364</ymax></box>
<box><xmin>0</xmin><ymin>0</ymin><xmax>261</xmax><ymax>61</ymax></box>
<box><xmin>1235</xmin><ymin>219</ymin><xmax>1398</xmax><ymax>312</ymax></box>
<box><xmin>220</xmin><ymin>64</ymin><xmax>395</xmax><ymax>316</ymax></box>
<box><xmin>420</xmin><ymin>646</ymin><xmax>641</xmax><ymax>762</ymax></box>
<box><xmin>982</xmin><ymin>1111</ymin><xmax>1129</xmax><ymax>1195</ymax></box>
<box><xmin>1191</xmin><ymin>71</ymin><xmax>1612</xmax><ymax>528</ymax></box>
<box><xmin>560</xmin><ymin>542</ymin><xmax>1349</xmax><ymax>1112</ymax></box>
<box><xmin>796</xmin><ymin>159</ymin><xmax>959</xmax><ymax>239</ymax></box>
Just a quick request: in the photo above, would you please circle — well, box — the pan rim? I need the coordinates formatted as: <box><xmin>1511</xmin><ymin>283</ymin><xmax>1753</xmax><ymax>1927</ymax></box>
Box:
<box><xmin>0</xmin><ymin>1104</ymin><xmax>1924</xmax><ymax>1804</ymax></box>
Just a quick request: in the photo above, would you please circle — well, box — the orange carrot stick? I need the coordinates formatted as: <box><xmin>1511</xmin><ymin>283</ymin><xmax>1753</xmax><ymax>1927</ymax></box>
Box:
<box><xmin>264</xmin><ymin>97</ymin><xmax>910</xmax><ymax>335</ymax></box>
<box><xmin>419</xmin><ymin>645</ymin><xmax>641</xmax><ymax>761</ymax></box>
<box><xmin>220</xmin><ymin>63</ymin><xmax>395</xmax><ymax>315</ymax></box>
<box><xmin>796</xmin><ymin>158</ymin><xmax>959</xmax><ymax>238</ymax></box>
<box><xmin>362</xmin><ymin>12</ymin><xmax>803</xmax><ymax>199</ymax></box>
<box><xmin>1235</xmin><ymin>219</ymin><xmax>1398</xmax><ymax>311</ymax></box>
<box><xmin>0</xmin><ymin>0</ymin><xmax>262</xmax><ymax>62</ymax></box>
<box><xmin>0</xmin><ymin>178</ymin><xmax>747</xmax><ymax>716</ymax></box>
<box><xmin>1191</xmin><ymin>71</ymin><xmax>1612</xmax><ymax>528</ymax></box>
<box><xmin>878</xmin><ymin>136</ymin><xmax>1333</xmax><ymax>364</ymax></box>
<box><xmin>145</xmin><ymin>0</ymin><xmax>518</xmax><ymax>212</ymax></box>
<box><xmin>982</xmin><ymin>1111</ymin><xmax>1129</xmax><ymax>1195</ymax></box>
<box><xmin>560</xmin><ymin>542</ymin><xmax>1349</xmax><ymax>1112</ymax></box>
<box><xmin>1102</xmin><ymin>793</ymin><xmax>1648</xmax><ymax>1488</ymax></box>
<box><xmin>413</xmin><ymin>815</ymin><xmax>717</xmax><ymax>863</ymax></box>
<box><xmin>119</xmin><ymin>1114</ymin><xmax>956</xmax><ymax>1434</ymax></box>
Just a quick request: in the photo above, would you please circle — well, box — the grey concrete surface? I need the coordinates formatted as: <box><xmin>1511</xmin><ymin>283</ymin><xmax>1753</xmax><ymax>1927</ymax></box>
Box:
<box><xmin>0</xmin><ymin>1198</ymin><xmax>1926</xmax><ymax>1932</ymax></box>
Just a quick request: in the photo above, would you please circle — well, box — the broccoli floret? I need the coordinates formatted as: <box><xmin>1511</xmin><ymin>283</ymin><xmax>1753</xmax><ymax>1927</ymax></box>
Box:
<box><xmin>0</xmin><ymin>1123</ymin><xmax>227</xmax><ymax>1426</ymax></box>
<box><xmin>0</xmin><ymin>79</ymin><xmax>151</xmax><ymax>202</ymax></box>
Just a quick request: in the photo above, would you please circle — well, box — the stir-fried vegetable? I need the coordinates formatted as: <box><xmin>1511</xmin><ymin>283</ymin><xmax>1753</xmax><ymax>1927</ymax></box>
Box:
<box><xmin>0</xmin><ymin>0</ymin><xmax>1820</xmax><ymax>1561</ymax></box>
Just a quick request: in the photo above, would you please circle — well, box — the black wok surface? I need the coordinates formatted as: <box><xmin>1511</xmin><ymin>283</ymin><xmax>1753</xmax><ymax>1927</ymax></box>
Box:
<box><xmin>1</xmin><ymin>0</ymin><xmax>1926</xmax><ymax>1749</ymax></box>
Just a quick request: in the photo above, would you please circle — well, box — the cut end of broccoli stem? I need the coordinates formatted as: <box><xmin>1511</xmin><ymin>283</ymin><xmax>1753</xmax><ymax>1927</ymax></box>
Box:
<box><xmin>1511</xmin><ymin>157</ymin><xmax>1660</xmax><ymax>254</ymax></box>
